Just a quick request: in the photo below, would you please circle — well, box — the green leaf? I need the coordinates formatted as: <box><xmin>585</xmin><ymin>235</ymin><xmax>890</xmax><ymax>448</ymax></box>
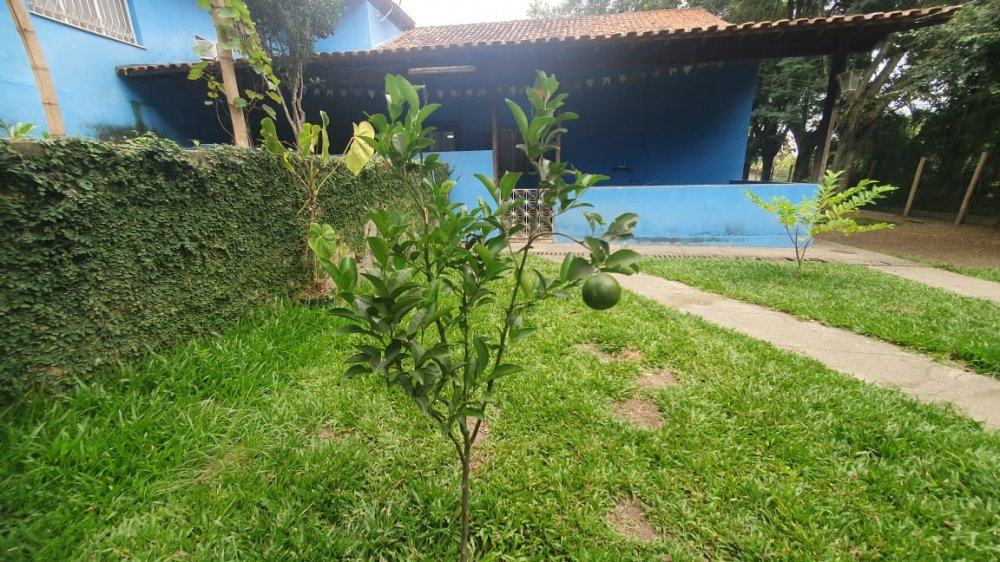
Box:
<box><xmin>606</xmin><ymin>249</ymin><xmax>641</xmax><ymax>271</ymax></box>
<box><xmin>489</xmin><ymin>364</ymin><xmax>523</xmax><ymax>381</ymax></box>
<box><xmin>344</xmin><ymin>121</ymin><xmax>375</xmax><ymax>176</ymax></box>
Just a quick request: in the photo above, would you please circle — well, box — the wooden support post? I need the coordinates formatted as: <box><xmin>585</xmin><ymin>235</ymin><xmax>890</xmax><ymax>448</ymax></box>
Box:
<box><xmin>210</xmin><ymin>0</ymin><xmax>251</xmax><ymax>148</ymax></box>
<box><xmin>491</xmin><ymin>94</ymin><xmax>500</xmax><ymax>183</ymax></box>
<box><xmin>815</xmin><ymin>110</ymin><xmax>837</xmax><ymax>181</ymax></box>
<box><xmin>902</xmin><ymin>156</ymin><xmax>926</xmax><ymax>218</ymax></box>
<box><xmin>813</xmin><ymin>53</ymin><xmax>846</xmax><ymax>182</ymax></box>
<box><xmin>6</xmin><ymin>0</ymin><xmax>65</xmax><ymax>136</ymax></box>
<box><xmin>955</xmin><ymin>151</ymin><xmax>988</xmax><ymax>226</ymax></box>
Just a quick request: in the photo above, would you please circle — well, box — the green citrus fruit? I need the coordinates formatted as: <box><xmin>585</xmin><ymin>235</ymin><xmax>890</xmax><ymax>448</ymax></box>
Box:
<box><xmin>582</xmin><ymin>273</ymin><xmax>622</xmax><ymax>310</ymax></box>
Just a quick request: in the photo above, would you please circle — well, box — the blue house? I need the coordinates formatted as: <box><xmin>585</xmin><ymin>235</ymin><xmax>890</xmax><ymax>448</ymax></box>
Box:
<box><xmin>2</xmin><ymin>1</ymin><xmax>956</xmax><ymax>246</ymax></box>
<box><xmin>0</xmin><ymin>0</ymin><xmax>409</xmax><ymax>141</ymax></box>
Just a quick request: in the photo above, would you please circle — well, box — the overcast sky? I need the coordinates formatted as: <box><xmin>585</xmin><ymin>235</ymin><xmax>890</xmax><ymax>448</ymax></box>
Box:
<box><xmin>395</xmin><ymin>0</ymin><xmax>539</xmax><ymax>26</ymax></box>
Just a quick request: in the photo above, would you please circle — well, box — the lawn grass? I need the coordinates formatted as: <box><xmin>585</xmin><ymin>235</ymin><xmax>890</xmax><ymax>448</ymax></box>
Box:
<box><xmin>2</xmin><ymin>285</ymin><xmax>1000</xmax><ymax>560</ymax></box>
<box><xmin>640</xmin><ymin>258</ymin><xmax>1000</xmax><ymax>377</ymax></box>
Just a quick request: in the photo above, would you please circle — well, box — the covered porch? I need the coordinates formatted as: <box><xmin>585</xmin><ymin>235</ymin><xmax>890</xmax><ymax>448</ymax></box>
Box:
<box><xmin>117</xmin><ymin>7</ymin><xmax>958</xmax><ymax>247</ymax></box>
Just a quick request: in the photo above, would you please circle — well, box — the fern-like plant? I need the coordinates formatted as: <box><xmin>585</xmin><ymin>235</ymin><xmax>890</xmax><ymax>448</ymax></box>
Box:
<box><xmin>745</xmin><ymin>170</ymin><xmax>898</xmax><ymax>276</ymax></box>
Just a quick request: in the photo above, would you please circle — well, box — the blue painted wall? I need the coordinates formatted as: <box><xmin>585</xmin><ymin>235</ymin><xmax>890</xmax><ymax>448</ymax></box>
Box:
<box><xmin>556</xmin><ymin>183</ymin><xmax>819</xmax><ymax>247</ymax></box>
<box><xmin>561</xmin><ymin>62</ymin><xmax>757</xmax><ymax>185</ymax></box>
<box><xmin>390</xmin><ymin>62</ymin><xmax>756</xmax><ymax>186</ymax></box>
<box><xmin>436</xmin><ymin>150</ymin><xmax>494</xmax><ymax>210</ymax></box>
<box><xmin>314</xmin><ymin>0</ymin><xmax>402</xmax><ymax>53</ymax></box>
<box><xmin>0</xmin><ymin>0</ymin><xmax>221</xmax><ymax>140</ymax></box>
<box><xmin>1</xmin><ymin>0</ymin><xmax>401</xmax><ymax>142</ymax></box>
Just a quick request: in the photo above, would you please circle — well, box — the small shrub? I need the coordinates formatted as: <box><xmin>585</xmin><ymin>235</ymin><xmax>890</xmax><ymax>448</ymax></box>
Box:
<box><xmin>312</xmin><ymin>72</ymin><xmax>640</xmax><ymax>561</ymax></box>
<box><xmin>745</xmin><ymin>170</ymin><xmax>897</xmax><ymax>275</ymax></box>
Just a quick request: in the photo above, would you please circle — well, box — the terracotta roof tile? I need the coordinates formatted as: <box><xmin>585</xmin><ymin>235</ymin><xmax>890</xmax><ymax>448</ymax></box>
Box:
<box><xmin>380</xmin><ymin>8</ymin><xmax>727</xmax><ymax>50</ymax></box>
<box><xmin>115</xmin><ymin>6</ymin><xmax>961</xmax><ymax>77</ymax></box>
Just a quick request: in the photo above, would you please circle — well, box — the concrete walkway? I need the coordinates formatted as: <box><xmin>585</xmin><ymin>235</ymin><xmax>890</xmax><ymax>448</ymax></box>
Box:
<box><xmin>534</xmin><ymin>239</ymin><xmax>912</xmax><ymax>266</ymax></box>
<box><xmin>868</xmin><ymin>265</ymin><xmax>1000</xmax><ymax>304</ymax></box>
<box><xmin>535</xmin><ymin>240</ymin><xmax>1000</xmax><ymax>303</ymax></box>
<box><xmin>613</xmin><ymin>272</ymin><xmax>1000</xmax><ymax>429</ymax></box>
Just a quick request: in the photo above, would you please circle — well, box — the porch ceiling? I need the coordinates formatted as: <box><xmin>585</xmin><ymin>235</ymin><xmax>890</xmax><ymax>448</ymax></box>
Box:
<box><xmin>117</xmin><ymin>6</ymin><xmax>959</xmax><ymax>86</ymax></box>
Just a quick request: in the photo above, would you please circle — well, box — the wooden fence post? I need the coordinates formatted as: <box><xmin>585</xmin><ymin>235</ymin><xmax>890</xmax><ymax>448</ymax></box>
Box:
<box><xmin>6</xmin><ymin>0</ymin><xmax>65</xmax><ymax>136</ymax></box>
<box><xmin>955</xmin><ymin>151</ymin><xmax>988</xmax><ymax>226</ymax></box>
<box><xmin>902</xmin><ymin>156</ymin><xmax>926</xmax><ymax>218</ymax></box>
<box><xmin>209</xmin><ymin>0</ymin><xmax>251</xmax><ymax>148</ymax></box>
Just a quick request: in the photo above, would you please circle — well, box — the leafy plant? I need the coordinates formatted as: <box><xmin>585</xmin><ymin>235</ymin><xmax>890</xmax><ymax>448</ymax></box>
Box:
<box><xmin>745</xmin><ymin>170</ymin><xmax>897</xmax><ymax>276</ymax></box>
<box><xmin>0</xmin><ymin>120</ymin><xmax>37</xmax><ymax>139</ymax></box>
<box><xmin>259</xmin><ymin>110</ymin><xmax>373</xmax><ymax>293</ymax></box>
<box><xmin>244</xmin><ymin>0</ymin><xmax>347</xmax><ymax>142</ymax></box>
<box><xmin>311</xmin><ymin>72</ymin><xmax>640</xmax><ymax>561</ymax></box>
<box><xmin>189</xmin><ymin>0</ymin><xmax>283</xmax><ymax>131</ymax></box>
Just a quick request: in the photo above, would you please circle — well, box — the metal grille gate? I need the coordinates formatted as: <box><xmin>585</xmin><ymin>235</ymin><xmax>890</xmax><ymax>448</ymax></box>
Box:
<box><xmin>505</xmin><ymin>188</ymin><xmax>553</xmax><ymax>239</ymax></box>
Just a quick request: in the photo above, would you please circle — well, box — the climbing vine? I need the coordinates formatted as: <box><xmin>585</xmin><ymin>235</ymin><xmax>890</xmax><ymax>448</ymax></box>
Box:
<box><xmin>188</xmin><ymin>0</ymin><xmax>283</xmax><ymax>120</ymax></box>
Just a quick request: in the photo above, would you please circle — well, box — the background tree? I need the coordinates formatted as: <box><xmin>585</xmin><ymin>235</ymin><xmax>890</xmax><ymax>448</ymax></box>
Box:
<box><xmin>849</xmin><ymin>0</ymin><xmax>998</xmax><ymax>214</ymax></box>
<box><xmin>530</xmin><ymin>0</ymin><xmax>987</xmax><ymax>198</ymax></box>
<box><xmin>244</xmin><ymin>0</ymin><xmax>347</xmax><ymax>140</ymax></box>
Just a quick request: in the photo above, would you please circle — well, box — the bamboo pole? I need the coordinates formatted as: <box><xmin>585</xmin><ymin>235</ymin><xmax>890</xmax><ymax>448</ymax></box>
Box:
<box><xmin>955</xmin><ymin>151</ymin><xmax>988</xmax><ymax>225</ymax></box>
<box><xmin>210</xmin><ymin>0</ymin><xmax>251</xmax><ymax>148</ymax></box>
<box><xmin>902</xmin><ymin>156</ymin><xmax>926</xmax><ymax>218</ymax></box>
<box><xmin>6</xmin><ymin>0</ymin><xmax>65</xmax><ymax>136</ymax></box>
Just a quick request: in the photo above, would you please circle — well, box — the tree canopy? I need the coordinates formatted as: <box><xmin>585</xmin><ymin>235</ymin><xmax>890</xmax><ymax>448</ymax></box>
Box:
<box><xmin>530</xmin><ymin>0</ymin><xmax>997</xmax><ymax>216</ymax></box>
<box><xmin>244</xmin><ymin>0</ymin><xmax>347</xmax><ymax>140</ymax></box>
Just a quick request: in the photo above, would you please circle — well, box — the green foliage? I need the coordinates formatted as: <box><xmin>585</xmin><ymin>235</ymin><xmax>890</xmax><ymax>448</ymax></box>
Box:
<box><xmin>260</xmin><ymin>110</ymin><xmax>376</xmax><ymax>289</ymax></box>
<box><xmin>313</xmin><ymin>71</ymin><xmax>639</xmax><ymax>561</ymax></box>
<box><xmin>243</xmin><ymin>0</ymin><xmax>347</xmax><ymax>138</ymax></box>
<box><xmin>745</xmin><ymin>170</ymin><xmax>897</xmax><ymax>274</ymax></box>
<box><xmin>0</xmin><ymin>120</ymin><xmax>38</xmax><ymax>139</ymax></box>
<box><xmin>189</xmin><ymin>0</ymin><xmax>283</xmax><ymax>120</ymax></box>
<box><xmin>0</xmin><ymin>136</ymin><xmax>410</xmax><ymax>397</ymax></box>
<box><xmin>4</xmin><ymin>288</ymin><xmax>1000</xmax><ymax>559</ymax></box>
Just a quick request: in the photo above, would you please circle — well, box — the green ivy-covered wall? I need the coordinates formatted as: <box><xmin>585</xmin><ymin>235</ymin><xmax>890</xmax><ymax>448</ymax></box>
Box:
<box><xmin>0</xmin><ymin>137</ymin><xmax>409</xmax><ymax>398</ymax></box>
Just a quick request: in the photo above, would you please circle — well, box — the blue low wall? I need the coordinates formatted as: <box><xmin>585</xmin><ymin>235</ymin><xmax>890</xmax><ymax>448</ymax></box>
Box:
<box><xmin>437</xmin><ymin>150</ymin><xmax>494</xmax><ymax>210</ymax></box>
<box><xmin>433</xmin><ymin>149</ymin><xmax>816</xmax><ymax>248</ymax></box>
<box><xmin>556</xmin><ymin>183</ymin><xmax>819</xmax><ymax>247</ymax></box>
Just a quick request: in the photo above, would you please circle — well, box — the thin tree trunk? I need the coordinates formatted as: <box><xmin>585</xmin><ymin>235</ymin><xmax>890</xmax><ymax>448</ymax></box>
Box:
<box><xmin>460</xmin><ymin>438</ymin><xmax>472</xmax><ymax>562</ymax></box>
<box><xmin>210</xmin><ymin>0</ymin><xmax>251</xmax><ymax>147</ymax></box>
<box><xmin>6</xmin><ymin>0</ymin><xmax>65</xmax><ymax>136</ymax></box>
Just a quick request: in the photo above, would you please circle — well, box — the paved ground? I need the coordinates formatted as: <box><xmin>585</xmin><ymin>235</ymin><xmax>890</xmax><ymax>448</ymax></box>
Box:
<box><xmin>535</xmin><ymin>240</ymin><xmax>1000</xmax><ymax>302</ymax></box>
<box><xmin>533</xmin><ymin>239</ymin><xmax>912</xmax><ymax>266</ymax></box>
<box><xmin>823</xmin><ymin>210</ymin><xmax>1000</xmax><ymax>268</ymax></box>
<box><xmin>612</xmin><ymin>272</ymin><xmax>1000</xmax><ymax>430</ymax></box>
<box><xmin>869</xmin><ymin>265</ymin><xmax>1000</xmax><ymax>303</ymax></box>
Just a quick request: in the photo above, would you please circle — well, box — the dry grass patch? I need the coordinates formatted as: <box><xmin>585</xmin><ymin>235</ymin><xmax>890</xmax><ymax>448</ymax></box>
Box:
<box><xmin>607</xmin><ymin>498</ymin><xmax>661</xmax><ymax>542</ymax></box>
<box><xmin>576</xmin><ymin>342</ymin><xmax>645</xmax><ymax>363</ymax></box>
<box><xmin>611</xmin><ymin>398</ymin><xmax>664</xmax><ymax>429</ymax></box>
<box><xmin>637</xmin><ymin>370</ymin><xmax>678</xmax><ymax>391</ymax></box>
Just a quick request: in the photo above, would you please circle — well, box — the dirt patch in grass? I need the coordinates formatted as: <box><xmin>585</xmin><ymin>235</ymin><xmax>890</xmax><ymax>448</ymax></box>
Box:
<box><xmin>617</xmin><ymin>347</ymin><xmax>645</xmax><ymax>362</ymax></box>
<box><xmin>576</xmin><ymin>342</ymin><xmax>644</xmax><ymax>363</ymax></box>
<box><xmin>637</xmin><ymin>370</ymin><xmax>678</xmax><ymax>391</ymax></box>
<box><xmin>470</xmin><ymin>417</ymin><xmax>491</xmax><ymax>472</ymax></box>
<box><xmin>611</xmin><ymin>398</ymin><xmax>664</xmax><ymax>429</ymax></box>
<box><xmin>607</xmin><ymin>498</ymin><xmax>661</xmax><ymax>542</ymax></box>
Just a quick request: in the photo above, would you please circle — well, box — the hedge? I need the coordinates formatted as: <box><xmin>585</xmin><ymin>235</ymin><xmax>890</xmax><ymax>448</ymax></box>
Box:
<box><xmin>0</xmin><ymin>136</ymin><xmax>411</xmax><ymax>397</ymax></box>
